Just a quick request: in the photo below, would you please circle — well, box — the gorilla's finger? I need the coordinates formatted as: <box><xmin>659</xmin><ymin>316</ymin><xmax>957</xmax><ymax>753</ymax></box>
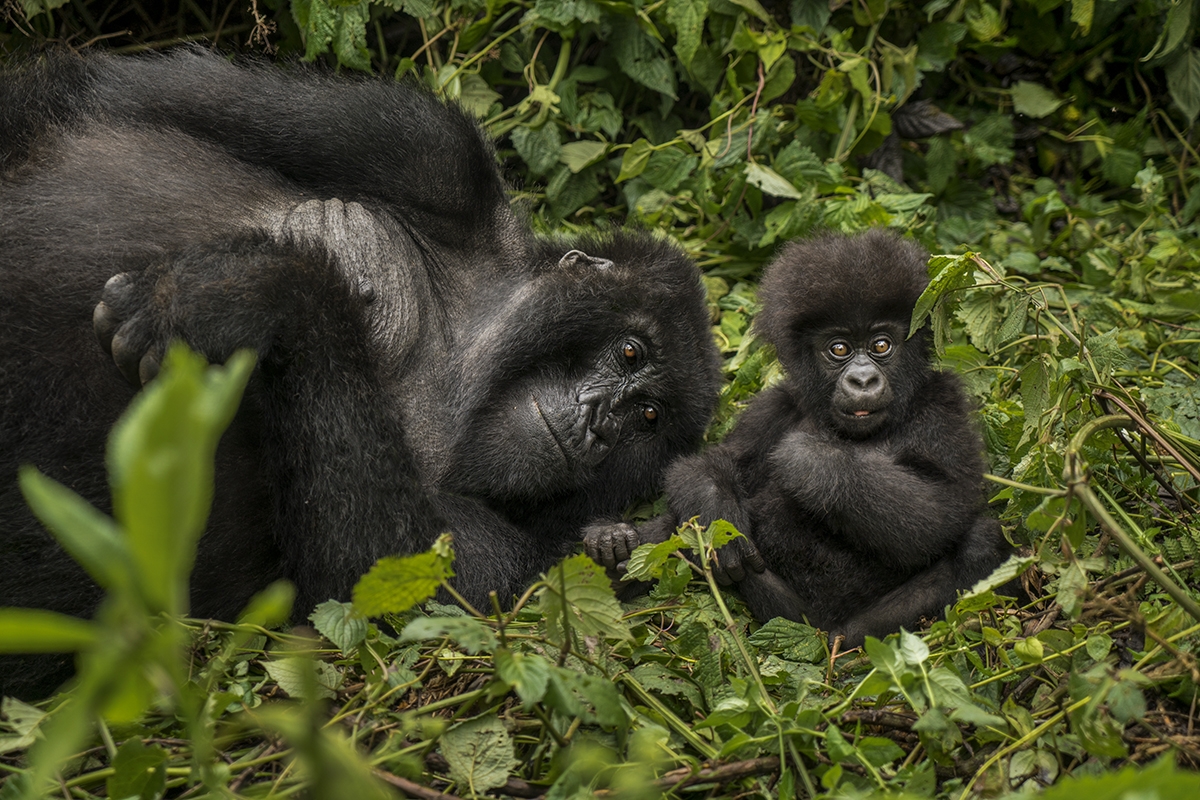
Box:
<box><xmin>93</xmin><ymin>301</ymin><xmax>118</xmax><ymax>354</ymax></box>
<box><xmin>110</xmin><ymin>328</ymin><xmax>143</xmax><ymax>386</ymax></box>
<box><xmin>740</xmin><ymin>539</ymin><xmax>767</xmax><ymax>574</ymax></box>
<box><xmin>139</xmin><ymin>351</ymin><xmax>161</xmax><ymax>384</ymax></box>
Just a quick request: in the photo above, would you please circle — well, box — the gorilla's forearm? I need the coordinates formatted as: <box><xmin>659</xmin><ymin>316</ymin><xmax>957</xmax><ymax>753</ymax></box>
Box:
<box><xmin>768</xmin><ymin>432</ymin><xmax>975</xmax><ymax>567</ymax></box>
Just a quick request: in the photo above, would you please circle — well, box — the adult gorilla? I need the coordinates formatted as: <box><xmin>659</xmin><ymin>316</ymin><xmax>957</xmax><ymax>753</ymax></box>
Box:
<box><xmin>0</xmin><ymin>49</ymin><xmax>719</xmax><ymax>695</ymax></box>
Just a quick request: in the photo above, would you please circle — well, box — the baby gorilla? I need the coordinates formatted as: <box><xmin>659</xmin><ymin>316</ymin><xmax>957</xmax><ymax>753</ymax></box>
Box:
<box><xmin>586</xmin><ymin>229</ymin><xmax>1013</xmax><ymax>646</ymax></box>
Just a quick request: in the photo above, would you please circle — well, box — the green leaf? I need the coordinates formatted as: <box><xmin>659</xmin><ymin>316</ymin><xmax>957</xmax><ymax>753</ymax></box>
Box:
<box><xmin>493</xmin><ymin>648</ymin><xmax>551</xmax><ymax>708</ymax></box>
<box><xmin>613</xmin><ymin>19</ymin><xmax>677</xmax><ymax>99</ymax></box>
<box><xmin>1167</xmin><ymin>48</ymin><xmax>1200</xmax><ymax>124</ymax></box>
<box><xmin>511</xmin><ymin>124</ymin><xmax>563</xmax><ymax>176</ymax></box>
<box><xmin>108</xmin><ymin>346</ymin><xmax>253</xmax><ymax>615</ymax></box>
<box><xmin>1019</xmin><ymin>354</ymin><xmax>1054</xmax><ymax>436</ymax></box>
<box><xmin>898</xmin><ymin>629</ymin><xmax>930</xmax><ymax>666</ymax></box>
<box><xmin>237</xmin><ymin>581</ymin><xmax>296</xmax><ymax>629</ymax></box>
<box><xmin>537</xmin><ymin>554</ymin><xmax>632</xmax><ymax>644</ymax></box>
<box><xmin>107</xmin><ymin>739</ymin><xmax>167</xmax><ymax>800</ymax></box>
<box><xmin>560</xmin><ymin>140</ymin><xmax>608</xmax><ymax>173</ymax></box>
<box><xmin>262</xmin><ymin>657</ymin><xmax>343</xmax><ymax>700</ymax></box>
<box><xmin>1014</xmin><ymin>636</ymin><xmax>1045</xmax><ymax>664</ymax></box>
<box><xmin>616</xmin><ymin>139</ymin><xmax>653</xmax><ymax>183</ymax></box>
<box><xmin>625</xmin><ymin>534</ymin><xmax>686</xmax><ymax>580</ymax></box>
<box><xmin>0</xmin><ymin>608</ymin><xmax>97</xmax><ymax>653</ymax></box>
<box><xmin>725</xmin><ymin>0</ymin><xmax>771</xmax><ymax>21</ymax></box>
<box><xmin>1011</xmin><ymin>81</ymin><xmax>1067</xmax><ymax>118</ymax></box>
<box><xmin>310</xmin><ymin>600</ymin><xmax>368</xmax><ymax>654</ymax></box>
<box><xmin>400</xmin><ymin>616</ymin><xmax>497</xmax><ymax>654</ymax></box>
<box><xmin>910</xmin><ymin>254</ymin><xmax>973</xmax><ymax>338</ymax></box>
<box><xmin>666</xmin><ymin>0</ymin><xmax>707</xmax><ymax>67</ymax></box>
<box><xmin>744</xmin><ymin>162</ymin><xmax>803</xmax><ymax>199</ymax></box>
<box><xmin>352</xmin><ymin>534</ymin><xmax>455</xmax><ymax>616</ymax></box>
<box><xmin>441</xmin><ymin>715</ymin><xmax>519</xmax><ymax>795</ymax></box>
<box><xmin>18</xmin><ymin>467</ymin><xmax>130</xmax><ymax>593</ymax></box>
<box><xmin>748</xmin><ymin>618</ymin><xmax>825</xmax><ymax>662</ymax></box>
<box><xmin>1070</xmin><ymin>0</ymin><xmax>1094</xmax><ymax>35</ymax></box>
<box><xmin>0</xmin><ymin>698</ymin><xmax>47</xmax><ymax>755</ymax></box>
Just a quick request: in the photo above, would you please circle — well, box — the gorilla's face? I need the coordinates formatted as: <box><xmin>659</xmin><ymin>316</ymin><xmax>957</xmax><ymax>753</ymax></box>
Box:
<box><xmin>437</xmin><ymin>239</ymin><xmax>719</xmax><ymax>504</ymax></box>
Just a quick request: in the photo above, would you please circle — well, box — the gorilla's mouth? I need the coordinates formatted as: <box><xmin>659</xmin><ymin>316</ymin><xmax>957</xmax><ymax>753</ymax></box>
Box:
<box><xmin>853</xmin><ymin>410</ymin><xmax>871</xmax><ymax>416</ymax></box>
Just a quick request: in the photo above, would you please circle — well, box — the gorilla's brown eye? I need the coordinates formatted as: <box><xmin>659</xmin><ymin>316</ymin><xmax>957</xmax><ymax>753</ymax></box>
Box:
<box><xmin>643</xmin><ymin>405</ymin><xmax>658</xmax><ymax>423</ymax></box>
<box><xmin>622</xmin><ymin>342</ymin><xmax>638</xmax><ymax>365</ymax></box>
<box><xmin>830</xmin><ymin>342</ymin><xmax>851</xmax><ymax>358</ymax></box>
<box><xmin>871</xmin><ymin>338</ymin><xmax>892</xmax><ymax>355</ymax></box>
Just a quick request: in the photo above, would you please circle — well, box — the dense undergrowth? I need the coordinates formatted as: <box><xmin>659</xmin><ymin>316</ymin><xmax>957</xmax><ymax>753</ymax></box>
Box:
<box><xmin>4</xmin><ymin>0</ymin><xmax>1200</xmax><ymax>797</ymax></box>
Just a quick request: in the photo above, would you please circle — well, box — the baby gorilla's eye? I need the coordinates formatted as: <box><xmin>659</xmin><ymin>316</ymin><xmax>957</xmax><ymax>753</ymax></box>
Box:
<box><xmin>829</xmin><ymin>342</ymin><xmax>851</xmax><ymax>358</ymax></box>
<box><xmin>642</xmin><ymin>404</ymin><xmax>659</xmax><ymax>423</ymax></box>
<box><xmin>622</xmin><ymin>341</ymin><xmax>639</xmax><ymax>366</ymax></box>
<box><xmin>871</xmin><ymin>338</ymin><xmax>892</xmax><ymax>355</ymax></box>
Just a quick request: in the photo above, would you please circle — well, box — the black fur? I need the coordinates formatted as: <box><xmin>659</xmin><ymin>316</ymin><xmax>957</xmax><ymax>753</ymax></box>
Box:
<box><xmin>0</xmin><ymin>48</ymin><xmax>720</xmax><ymax>697</ymax></box>
<box><xmin>587</xmin><ymin>229</ymin><xmax>1012</xmax><ymax>646</ymax></box>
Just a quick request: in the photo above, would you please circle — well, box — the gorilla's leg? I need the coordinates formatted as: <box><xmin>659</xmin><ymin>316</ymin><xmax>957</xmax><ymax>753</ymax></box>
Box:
<box><xmin>738</xmin><ymin>568</ymin><xmax>813</xmax><ymax>624</ymax></box>
<box><xmin>832</xmin><ymin>517</ymin><xmax>1013</xmax><ymax>647</ymax></box>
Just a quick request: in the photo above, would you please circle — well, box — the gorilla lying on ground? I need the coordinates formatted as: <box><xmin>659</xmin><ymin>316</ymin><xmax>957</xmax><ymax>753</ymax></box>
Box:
<box><xmin>587</xmin><ymin>230</ymin><xmax>1013</xmax><ymax>647</ymax></box>
<box><xmin>0</xmin><ymin>48</ymin><xmax>719</xmax><ymax>697</ymax></box>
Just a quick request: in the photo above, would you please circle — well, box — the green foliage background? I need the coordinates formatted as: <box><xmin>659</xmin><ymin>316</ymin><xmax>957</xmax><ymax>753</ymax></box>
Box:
<box><xmin>4</xmin><ymin>0</ymin><xmax>1200</xmax><ymax>797</ymax></box>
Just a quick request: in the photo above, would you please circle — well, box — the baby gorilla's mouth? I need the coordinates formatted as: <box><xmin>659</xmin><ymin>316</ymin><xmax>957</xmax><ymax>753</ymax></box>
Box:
<box><xmin>853</xmin><ymin>410</ymin><xmax>871</xmax><ymax>416</ymax></box>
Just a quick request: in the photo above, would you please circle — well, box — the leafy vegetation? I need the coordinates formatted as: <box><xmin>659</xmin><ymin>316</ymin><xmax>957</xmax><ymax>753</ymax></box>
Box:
<box><xmin>4</xmin><ymin>0</ymin><xmax>1200</xmax><ymax>797</ymax></box>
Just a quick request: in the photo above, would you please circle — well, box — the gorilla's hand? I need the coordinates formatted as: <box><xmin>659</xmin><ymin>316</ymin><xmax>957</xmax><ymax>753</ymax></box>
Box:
<box><xmin>93</xmin><ymin>199</ymin><xmax>392</xmax><ymax>387</ymax></box>
<box><xmin>94</xmin><ymin>272</ymin><xmax>165</xmax><ymax>385</ymax></box>
<box><xmin>711</xmin><ymin>533</ymin><xmax>766</xmax><ymax>585</ymax></box>
<box><xmin>583</xmin><ymin>521</ymin><xmax>641</xmax><ymax>572</ymax></box>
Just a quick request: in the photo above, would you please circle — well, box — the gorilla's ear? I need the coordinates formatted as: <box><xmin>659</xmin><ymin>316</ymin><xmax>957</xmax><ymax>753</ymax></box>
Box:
<box><xmin>558</xmin><ymin>249</ymin><xmax>614</xmax><ymax>270</ymax></box>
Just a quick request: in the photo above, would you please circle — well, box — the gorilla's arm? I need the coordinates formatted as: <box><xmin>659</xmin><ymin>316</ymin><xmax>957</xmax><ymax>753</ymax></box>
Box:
<box><xmin>767</xmin><ymin>378</ymin><xmax>984</xmax><ymax>570</ymax></box>
<box><xmin>92</xmin><ymin>216</ymin><xmax>440</xmax><ymax>613</ymax></box>
<box><xmin>8</xmin><ymin>49</ymin><xmax>513</xmax><ymax>251</ymax></box>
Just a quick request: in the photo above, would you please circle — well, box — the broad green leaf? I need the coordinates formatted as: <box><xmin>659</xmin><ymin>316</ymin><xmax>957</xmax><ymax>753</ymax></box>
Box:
<box><xmin>1013</xmin><ymin>636</ymin><xmax>1044</xmax><ymax>664</ymax></box>
<box><xmin>625</xmin><ymin>534</ymin><xmax>687</xmax><ymax>580</ymax></box>
<box><xmin>108</xmin><ymin>346</ymin><xmax>253</xmax><ymax>616</ymax></box>
<box><xmin>400</xmin><ymin>615</ymin><xmax>497</xmax><ymax>654</ymax></box>
<box><xmin>352</xmin><ymin>534</ymin><xmax>455</xmax><ymax>616</ymax></box>
<box><xmin>0</xmin><ymin>698</ymin><xmax>47</xmax><ymax>755</ymax></box>
<box><xmin>0</xmin><ymin>608</ymin><xmax>97</xmax><ymax>653</ymax></box>
<box><xmin>744</xmin><ymin>162</ymin><xmax>803</xmax><ymax>199</ymax></box>
<box><xmin>560</xmin><ymin>140</ymin><xmax>608</xmax><ymax>173</ymax></box>
<box><xmin>666</xmin><ymin>0</ymin><xmax>707</xmax><ymax>67</ymax></box>
<box><xmin>310</xmin><ymin>600</ymin><xmax>368</xmax><ymax>654</ymax></box>
<box><xmin>547</xmin><ymin>667</ymin><xmax>629</xmax><ymax>730</ymax></box>
<box><xmin>18</xmin><ymin>466</ymin><xmax>129</xmax><ymax>592</ymax></box>
<box><xmin>1011</xmin><ymin>81</ymin><xmax>1066</xmax><ymax>118</ymax></box>
<box><xmin>1069</xmin><ymin>0</ymin><xmax>1094</xmax><ymax>35</ymax></box>
<box><xmin>748</xmin><ymin>618</ymin><xmax>825</xmax><ymax>662</ymax></box>
<box><xmin>910</xmin><ymin>254</ymin><xmax>974</xmax><ymax>338</ymax></box>
<box><xmin>493</xmin><ymin>648</ymin><xmax>551</xmax><ymax>708</ymax></box>
<box><xmin>441</xmin><ymin>715</ymin><xmax>519</xmax><ymax>795</ymax></box>
<box><xmin>1019</xmin><ymin>354</ymin><xmax>1054</xmax><ymax>436</ymax></box>
<box><xmin>613</xmin><ymin>19</ymin><xmax>677</xmax><ymax>99</ymax></box>
<box><xmin>511</xmin><ymin>123</ymin><xmax>563</xmax><ymax>176</ymax></box>
<box><xmin>262</xmin><ymin>657</ymin><xmax>342</xmax><ymax>700</ymax></box>
<box><xmin>237</xmin><ymin>581</ymin><xmax>296</xmax><ymax>629</ymax></box>
<box><xmin>107</xmin><ymin>739</ymin><xmax>167</xmax><ymax>800</ymax></box>
<box><xmin>616</xmin><ymin>139</ymin><xmax>653</xmax><ymax>182</ymax></box>
<box><xmin>898</xmin><ymin>629</ymin><xmax>930</xmax><ymax>666</ymax></box>
<box><xmin>1167</xmin><ymin>48</ymin><xmax>1200</xmax><ymax>124</ymax></box>
<box><xmin>726</xmin><ymin>0</ymin><xmax>771</xmax><ymax>21</ymax></box>
<box><xmin>537</xmin><ymin>554</ymin><xmax>631</xmax><ymax>644</ymax></box>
